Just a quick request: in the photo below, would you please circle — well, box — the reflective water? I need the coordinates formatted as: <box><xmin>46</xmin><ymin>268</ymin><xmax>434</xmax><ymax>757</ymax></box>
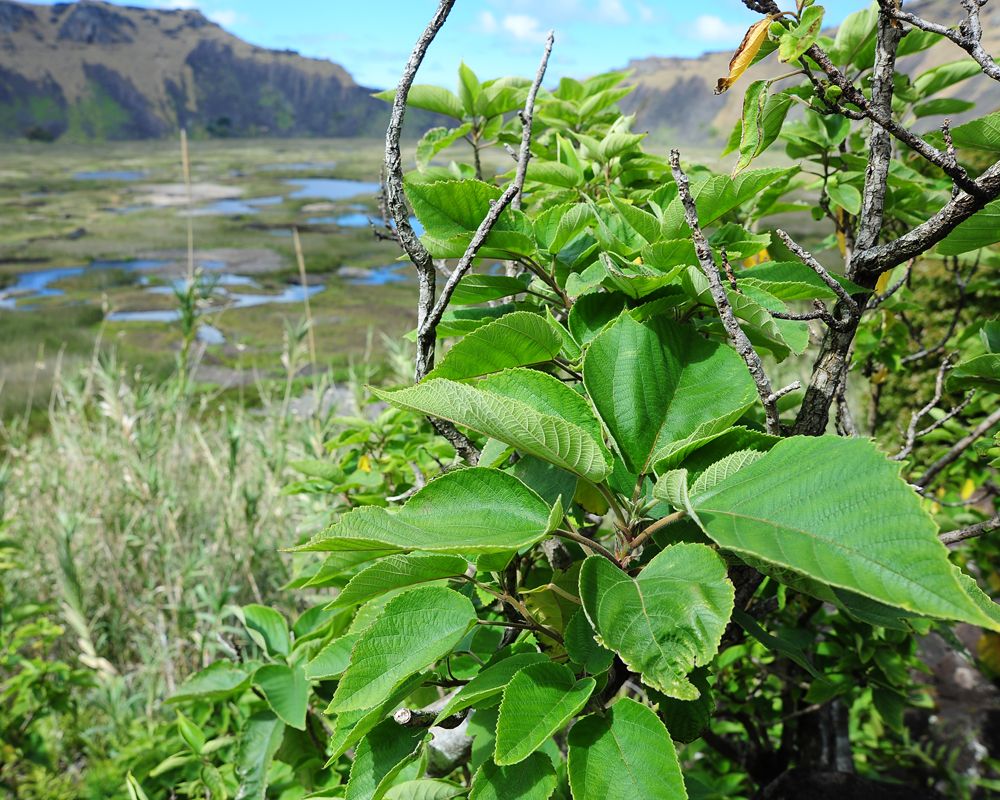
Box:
<box><xmin>106</xmin><ymin>284</ymin><xmax>325</xmax><ymax>322</ymax></box>
<box><xmin>74</xmin><ymin>170</ymin><xmax>147</xmax><ymax>181</ymax></box>
<box><xmin>287</xmin><ymin>178</ymin><xmax>380</xmax><ymax>201</ymax></box>
<box><xmin>0</xmin><ymin>259</ymin><xmax>169</xmax><ymax>309</ymax></box>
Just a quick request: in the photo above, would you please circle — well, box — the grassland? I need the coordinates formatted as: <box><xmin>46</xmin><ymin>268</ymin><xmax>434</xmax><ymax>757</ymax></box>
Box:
<box><xmin>0</xmin><ymin>137</ymin><xmax>421</xmax><ymax>420</ymax></box>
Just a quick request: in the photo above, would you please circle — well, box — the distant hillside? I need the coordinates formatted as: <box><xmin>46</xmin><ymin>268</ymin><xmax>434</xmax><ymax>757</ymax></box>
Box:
<box><xmin>0</xmin><ymin>0</ymin><xmax>410</xmax><ymax>140</ymax></box>
<box><xmin>621</xmin><ymin>0</ymin><xmax>1000</xmax><ymax>143</ymax></box>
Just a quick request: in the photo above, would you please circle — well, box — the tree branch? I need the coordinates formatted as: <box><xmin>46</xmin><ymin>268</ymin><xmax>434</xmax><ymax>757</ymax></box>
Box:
<box><xmin>916</xmin><ymin>406</ymin><xmax>1000</xmax><ymax>488</ymax></box>
<box><xmin>940</xmin><ymin>513</ymin><xmax>1000</xmax><ymax>546</ymax></box>
<box><xmin>670</xmin><ymin>150</ymin><xmax>784</xmax><ymax>435</ymax></box>
<box><xmin>889</xmin><ymin>2</ymin><xmax>1000</xmax><ymax>83</ymax></box>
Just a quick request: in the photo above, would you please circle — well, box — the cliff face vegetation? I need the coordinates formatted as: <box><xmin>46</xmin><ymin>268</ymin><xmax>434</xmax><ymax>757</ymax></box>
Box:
<box><xmin>0</xmin><ymin>0</ymin><xmax>396</xmax><ymax>139</ymax></box>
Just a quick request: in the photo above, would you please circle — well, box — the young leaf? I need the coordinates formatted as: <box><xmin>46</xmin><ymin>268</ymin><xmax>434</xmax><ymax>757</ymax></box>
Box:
<box><xmin>579</xmin><ymin>544</ymin><xmax>734</xmax><ymax>700</ymax></box>
<box><xmin>374</xmin><ymin>85</ymin><xmax>465</xmax><ymax>119</ymax></box>
<box><xmin>374</xmin><ymin>371</ymin><xmax>613</xmax><ymax>481</ymax></box>
<box><xmin>468</xmin><ymin>753</ymin><xmax>557</xmax><ymax>800</ymax></box>
<box><xmin>254</xmin><ymin>664</ymin><xmax>309</xmax><ymax>730</ymax></box>
<box><xmin>416</xmin><ymin>124</ymin><xmax>473</xmax><ymax>170</ymax></box>
<box><xmin>297</xmin><ymin>468</ymin><xmax>552</xmax><ymax>555</ymax></box>
<box><xmin>329</xmin><ymin>586</ymin><xmax>476</xmax><ymax>712</ymax></box>
<box><xmin>385</xmin><ymin>780</ymin><xmax>466</xmax><ymax>800</ymax></box>
<box><xmin>778</xmin><ymin>5</ymin><xmax>824</xmax><ymax>63</ymax></box>
<box><xmin>428</xmin><ymin>312</ymin><xmax>563</xmax><ymax>380</ymax></box>
<box><xmin>565</xmin><ymin>609</ymin><xmax>614</xmax><ymax>674</ymax></box>
<box><xmin>568</xmin><ymin>698</ymin><xmax>687</xmax><ymax>799</ymax></box>
<box><xmin>583</xmin><ymin>314</ymin><xmax>757</xmax><ymax>475</ymax></box>
<box><xmin>716</xmin><ymin>17</ymin><xmax>774</xmax><ymax>94</ymax></box>
<box><xmin>687</xmin><ymin>436</ymin><xmax>1000</xmax><ymax>631</ymax></box>
<box><xmin>347</xmin><ymin>719</ymin><xmax>426</xmax><ymax>800</ymax></box>
<box><xmin>494</xmin><ymin>662</ymin><xmax>595</xmax><ymax>765</ymax></box>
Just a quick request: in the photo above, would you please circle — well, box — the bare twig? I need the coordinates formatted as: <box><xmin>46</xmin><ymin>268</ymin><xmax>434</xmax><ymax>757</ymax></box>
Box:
<box><xmin>916</xmin><ymin>407</ymin><xmax>1000</xmax><ymax>488</ymax></box>
<box><xmin>866</xmin><ymin>258</ymin><xmax>914</xmax><ymax>310</ymax></box>
<box><xmin>940</xmin><ymin>514</ymin><xmax>1000</xmax><ymax>546</ymax></box>
<box><xmin>394</xmin><ymin>707</ymin><xmax>468</xmax><ymax>729</ymax></box>
<box><xmin>420</xmin><ymin>31</ymin><xmax>554</xmax><ymax>335</ymax></box>
<box><xmin>889</xmin><ymin>2</ymin><xmax>1000</xmax><ymax>83</ymax></box>
<box><xmin>893</xmin><ymin>358</ymin><xmax>953</xmax><ymax>461</ymax></box>
<box><xmin>776</xmin><ymin>229</ymin><xmax>859</xmax><ymax>316</ymax></box>
<box><xmin>670</xmin><ymin>150</ymin><xmax>784</xmax><ymax>435</ymax></box>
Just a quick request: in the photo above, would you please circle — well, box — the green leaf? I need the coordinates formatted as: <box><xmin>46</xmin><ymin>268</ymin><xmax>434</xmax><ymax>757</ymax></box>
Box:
<box><xmin>331</xmin><ymin>553</ymin><xmax>469</xmax><ymax>609</ymax></box>
<box><xmin>297</xmin><ymin>468</ymin><xmax>552</xmax><ymax>555</ymax></box>
<box><xmin>330</xmin><ymin>586</ymin><xmax>476</xmax><ymax>712</ymax></box>
<box><xmin>948</xmin><ymin>354</ymin><xmax>1000</xmax><ymax>392</ymax></box>
<box><xmin>568</xmin><ymin>698</ymin><xmax>687</xmax><ymax>800</ymax></box>
<box><xmin>176</xmin><ymin>711</ymin><xmax>206</xmax><ymax>755</ymax></box>
<box><xmin>525</xmin><ymin>160</ymin><xmax>583</xmax><ymax>188</ymax></box>
<box><xmin>937</xmin><ymin>199</ymin><xmax>1000</xmax><ymax>255</ymax></box>
<box><xmin>170</xmin><ymin>662</ymin><xmax>253</xmax><ymax>702</ymax></box>
<box><xmin>235</xmin><ymin>711</ymin><xmax>284</xmax><ymax>800</ymax></box>
<box><xmin>347</xmin><ymin>719</ymin><xmax>426</xmax><ymax>800</ymax></box>
<box><xmin>583</xmin><ymin>314</ymin><xmax>756</xmax><ymax>475</ymax></box>
<box><xmin>830</xmin><ymin>6</ymin><xmax>876</xmax><ymax>67</ymax></box>
<box><xmin>416</xmin><ymin>124</ymin><xmax>473</xmax><ymax>170</ymax></box>
<box><xmin>450</xmin><ymin>274</ymin><xmax>529</xmax><ymax>305</ymax></box>
<box><xmin>735</xmin><ymin>83</ymin><xmax>793</xmax><ymax>174</ymax></box>
<box><xmin>914</xmin><ymin>60</ymin><xmax>982</xmax><ymax>99</ymax></box>
<box><xmin>565</xmin><ymin>609</ymin><xmax>614</xmax><ymax>674</ymax></box>
<box><xmin>494</xmin><ymin>662</ymin><xmax>595</xmax><ymax>765</ymax></box>
<box><xmin>949</xmin><ymin>111</ymin><xmax>1000</xmax><ymax>153</ymax></box>
<box><xmin>306</xmin><ymin>633</ymin><xmax>359</xmax><ymax>680</ymax></box>
<box><xmin>404</xmin><ymin>178</ymin><xmax>531</xmax><ymax>245</ymax></box>
<box><xmin>652</xmin><ymin>668</ymin><xmax>714</xmax><ymax>744</ymax></box>
<box><xmin>374</xmin><ymin>371</ymin><xmax>613</xmax><ymax>481</ymax></box>
<box><xmin>735</xmin><ymin>261</ymin><xmax>865</xmax><ymax>300</ymax></box>
<box><xmin>579</xmin><ymin>544</ymin><xmax>734</xmax><ymax>700</ymax></box>
<box><xmin>240</xmin><ymin>604</ymin><xmax>290</xmax><ymax>659</ymax></box>
<box><xmin>385</xmin><ymin>780</ymin><xmax>465</xmax><ymax>800</ymax></box>
<box><xmin>458</xmin><ymin>62</ymin><xmax>481</xmax><ymax>116</ymax></box>
<box><xmin>374</xmin><ymin>86</ymin><xmax>465</xmax><ymax>120</ymax></box>
<box><xmin>469</xmin><ymin>753</ymin><xmax>557</xmax><ymax>800</ymax></box>
<box><xmin>434</xmin><ymin>652</ymin><xmax>550</xmax><ymax>722</ymax></box>
<box><xmin>687</xmin><ymin>436</ymin><xmax>1000</xmax><ymax>631</ymax></box>
<box><xmin>827</xmin><ymin>182</ymin><xmax>862</xmax><ymax>216</ymax></box>
<box><xmin>913</xmin><ymin>98</ymin><xmax>976</xmax><ymax>120</ymax></box>
<box><xmin>327</xmin><ymin>675</ymin><xmax>426</xmax><ymax>761</ymax></box>
<box><xmin>429</xmin><ymin>312</ymin><xmax>563</xmax><ymax>380</ymax></box>
<box><xmin>778</xmin><ymin>5</ymin><xmax>824</xmax><ymax>63</ymax></box>
<box><xmin>254</xmin><ymin>664</ymin><xmax>308</xmax><ymax>730</ymax></box>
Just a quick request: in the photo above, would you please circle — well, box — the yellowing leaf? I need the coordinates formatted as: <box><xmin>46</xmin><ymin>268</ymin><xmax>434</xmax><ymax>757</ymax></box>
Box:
<box><xmin>961</xmin><ymin>478</ymin><xmax>976</xmax><ymax>500</ymax></box>
<box><xmin>358</xmin><ymin>454</ymin><xmax>372</xmax><ymax>472</ymax></box>
<box><xmin>716</xmin><ymin>17</ymin><xmax>774</xmax><ymax>94</ymax></box>
<box><xmin>743</xmin><ymin>248</ymin><xmax>769</xmax><ymax>268</ymax></box>
<box><xmin>875</xmin><ymin>270</ymin><xmax>893</xmax><ymax>295</ymax></box>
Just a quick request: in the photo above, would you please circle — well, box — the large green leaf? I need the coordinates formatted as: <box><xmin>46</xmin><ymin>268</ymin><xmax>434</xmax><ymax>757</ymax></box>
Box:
<box><xmin>254</xmin><ymin>665</ymin><xmax>308</xmax><ymax>730</ymax></box>
<box><xmin>374</xmin><ymin>371</ymin><xmax>613</xmax><ymax>481</ymax></box>
<box><xmin>734</xmin><ymin>85</ymin><xmax>792</xmax><ymax>175</ymax></box>
<box><xmin>235</xmin><ymin>711</ymin><xmax>284</xmax><ymax>800</ymax></box>
<box><xmin>346</xmin><ymin>719</ymin><xmax>427</xmax><ymax>800</ymax></box>
<box><xmin>568</xmin><ymin>698</ymin><xmax>687</xmax><ymax>800</ymax></box>
<box><xmin>297</xmin><ymin>468</ymin><xmax>552</xmax><ymax>555</ymax></box>
<box><xmin>914</xmin><ymin>60</ymin><xmax>982</xmax><ymax>99</ymax></box>
<box><xmin>579</xmin><ymin>544</ymin><xmax>734</xmax><ymax>700</ymax></box>
<box><xmin>450</xmin><ymin>274</ymin><xmax>530</xmax><ymax>305</ymax></box>
<box><xmin>494</xmin><ymin>662</ymin><xmax>595</xmax><ymax>765</ymax></box>
<box><xmin>468</xmin><ymin>753</ymin><xmax>557</xmax><ymax>800</ymax></box>
<box><xmin>329</xmin><ymin>586</ymin><xmax>476</xmax><ymax>712</ymax></box>
<box><xmin>326</xmin><ymin>675</ymin><xmax>427</xmax><ymax>761</ymax></box>
<box><xmin>950</xmin><ymin>111</ymin><xmax>1000</xmax><ymax>153</ymax></box>
<box><xmin>583</xmin><ymin>314</ymin><xmax>756</xmax><ymax>475</ymax></box>
<box><xmin>306</xmin><ymin>633</ymin><xmax>359</xmax><ymax>680</ymax></box>
<box><xmin>735</xmin><ymin>261</ymin><xmax>865</xmax><ymax>300</ymax></box>
<box><xmin>687</xmin><ymin>436</ymin><xmax>1000</xmax><ymax>630</ymax></box>
<box><xmin>330</xmin><ymin>554</ymin><xmax>469</xmax><ymax>609</ymax></box>
<box><xmin>429</xmin><ymin>312</ymin><xmax>563</xmax><ymax>380</ymax></box>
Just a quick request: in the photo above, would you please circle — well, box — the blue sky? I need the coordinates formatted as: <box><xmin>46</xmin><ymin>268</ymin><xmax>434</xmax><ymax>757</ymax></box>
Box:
<box><xmin>40</xmin><ymin>1</ymin><xmax>866</xmax><ymax>88</ymax></box>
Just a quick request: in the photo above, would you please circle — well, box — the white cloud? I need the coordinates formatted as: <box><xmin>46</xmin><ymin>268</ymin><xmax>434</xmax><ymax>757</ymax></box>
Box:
<box><xmin>596</xmin><ymin>0</ymin><xmax>629</xmax><ymax>25</ymax></box>
<box><xmin>503</xmin><ymin>14</ymin><xmax>546</xmax><ymax>43</ymax></box>
<box><xmin>637</xmin><ymin>3</ymin><xmax>655</xmax><ymax>23</ymax></box>
<box><xmin>692</xmin><ymin>15</ymin><xmax>749</xmax><ymax>43</ymax></box>
<box><xmin>208</xmin><ymin>9</ymin><xmax>241</xmax><ymax>27</ymax></box>
<box><xmin>479</xmin><ymin>10</ymin><xmax>499</xmax><ymax>34</ymax></box>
